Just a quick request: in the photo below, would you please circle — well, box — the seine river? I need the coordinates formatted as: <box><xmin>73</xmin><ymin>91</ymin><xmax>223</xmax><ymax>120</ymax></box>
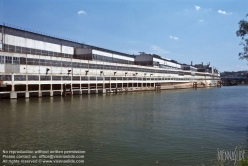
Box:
<box><xmin>0</xmin><ymin>86</ymin><xmax>248</xmax><ymax>166</ymax></box>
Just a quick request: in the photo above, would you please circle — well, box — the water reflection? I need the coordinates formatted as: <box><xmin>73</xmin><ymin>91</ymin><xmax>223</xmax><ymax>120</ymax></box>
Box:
<box><xmin>0</xmin><ymin>86</ymin><xmax>248</xmax><ymax>165</ymax></box>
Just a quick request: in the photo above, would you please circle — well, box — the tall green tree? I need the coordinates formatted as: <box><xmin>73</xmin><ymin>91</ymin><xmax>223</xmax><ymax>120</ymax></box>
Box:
<box><xmin>236</xmin><ymin>14</ymin><xmax>248</xmax><ymax>60</ymax></box>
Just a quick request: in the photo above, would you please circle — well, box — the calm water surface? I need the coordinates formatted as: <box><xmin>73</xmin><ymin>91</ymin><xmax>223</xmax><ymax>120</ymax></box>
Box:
<box><xmin>0</xmin><ymin>86</ymin><xmax>248</xmax><ymax>166</ymax></box>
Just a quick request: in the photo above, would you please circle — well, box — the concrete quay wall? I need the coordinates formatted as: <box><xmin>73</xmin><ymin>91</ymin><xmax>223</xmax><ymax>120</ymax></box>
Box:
<box><xmin>0</xmin><ymin>79</ymin><xmax>220</xmax><ymax>99</ymax></box>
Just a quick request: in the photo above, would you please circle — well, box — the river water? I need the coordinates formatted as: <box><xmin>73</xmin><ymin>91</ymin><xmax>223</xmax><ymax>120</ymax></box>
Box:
<box><xmin>0</xmin><ymin>86</ymin><xmax>248</xmax><ymax>166</ymax></box>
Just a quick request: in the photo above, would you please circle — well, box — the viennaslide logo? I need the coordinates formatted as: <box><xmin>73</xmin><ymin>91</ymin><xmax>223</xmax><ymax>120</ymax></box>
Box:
<box><xmin>217</xmin><ymin>146</ymin><xmax>246</xmax><ymax>165</ymax></box>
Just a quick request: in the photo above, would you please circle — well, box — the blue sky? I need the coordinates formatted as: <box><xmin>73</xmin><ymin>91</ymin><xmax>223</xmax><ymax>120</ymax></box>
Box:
<box><xmin>0</xmin><ymin>0</ymin><xmax>248</xmax><ymax>72</ymax></box>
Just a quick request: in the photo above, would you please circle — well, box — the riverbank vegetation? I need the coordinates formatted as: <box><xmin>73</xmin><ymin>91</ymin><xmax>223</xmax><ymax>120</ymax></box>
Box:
<box><xmin>236</xmin><ymin>14</ymin><xmax>248</xmax><ymax>61</ymax></box>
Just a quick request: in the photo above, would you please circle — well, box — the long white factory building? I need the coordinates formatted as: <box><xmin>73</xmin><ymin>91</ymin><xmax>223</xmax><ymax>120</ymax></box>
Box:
<box><xmin>0</xmin><ymin>24</ymin><xmax>220</xmax><ymax>99</ymax></box>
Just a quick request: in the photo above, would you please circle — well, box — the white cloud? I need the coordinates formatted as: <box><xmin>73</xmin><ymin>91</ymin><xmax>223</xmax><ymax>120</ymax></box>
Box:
<box><xmin>151</xmin><ymin>45</ymin><xmax>170</xmax><ymax>54</ymax></box>
<box><xmin>78</xmin><ymin>10</ymin><xmax>86</xmax><ymax>15</ymax></box>
<box><xmin>169</xmin><ymin>36</ymin><xmax>179</xmax><ymax>40</ymax></box>
<box><xmin>217</xmin><ymin>10</ymin><xmax>232</xmax><ymax>15</ymax></box>
<box><xmin>199</xmin><ymin>19</ymin><xmax>204</xmax><ymax>23</ymax></box>
<box><xmin>195</xmin><ymin>5</ymin><xmax>200</xmax><ymax>11</ymax></box>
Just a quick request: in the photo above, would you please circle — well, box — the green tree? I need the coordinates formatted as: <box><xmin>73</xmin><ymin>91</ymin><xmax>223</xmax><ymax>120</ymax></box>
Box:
<box><xmin>236</xmin><ymin>14</ymin><xmax>248</xmax><ymax>60</ymax></box>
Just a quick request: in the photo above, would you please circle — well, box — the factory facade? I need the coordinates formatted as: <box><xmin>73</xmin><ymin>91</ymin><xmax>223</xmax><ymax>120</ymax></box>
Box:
<box><xmin>0</xmin><ymin>24</ymin><xmax>220</xmax><ymax>99</ymax></box>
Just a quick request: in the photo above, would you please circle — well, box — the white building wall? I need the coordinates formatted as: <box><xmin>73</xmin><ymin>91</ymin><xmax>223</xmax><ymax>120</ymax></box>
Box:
<box><xmin>153</xmin><ymin>57</ymin><xmax>181</xmax><ymax>68</ymax></box>
<box><xmin>4</xmin><ymin>34</ymin><xmax>73</xmax><ymax>54</ymax></box>
<box><xmin>93</xmin><ymin>49</ymin><xmax>134</xmax><ymax>61</ymax></box>
<box><xmin>52</xmin><ymin>67</ymin><xmax>61</xmax><ymax>75</ymax></box>
<box><xmin>165</xmin><ymin>61</ymin><xmax>181</xmax><ymax>68</ymax></box>
<box><xmin>113</xmin><ymin>53</ymin><xmax>134</xmax><ymax>61</ymax></box>
<box><xmin>153</xmin><ymin>57</ymin><xmax>165</xmax><ymax>64</ymax></box>
<box><xmin>92</xmin><ymin>50</ymin><xmax>112</xmax><ymax>58</ymax></box>
<box><xmin>0</xmin><ymin>64</ymin><xmax>4</xmax><ymax>72</ymax></box>
<box><xmin>62</xmin><ymin>46</ymin><xmax>74</xmax><ymax>55</ymax></box>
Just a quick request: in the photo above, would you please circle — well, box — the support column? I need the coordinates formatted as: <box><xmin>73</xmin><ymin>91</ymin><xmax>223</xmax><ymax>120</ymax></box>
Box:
<box><xmin>25</xmin><ymin>84</ymin><xmax>29</xmax><ymax>98</ymax></box>
<box><xmin>102</xmin><ymin>79</ymin><xmax>106</xmax><ymax>94</ymax></box>
<box><xmin>70</xmin><ymin>83</ymin><xmax>73</xmax><ymax>95</ymax></box>
<box><xmin>88</xmin><ymin>83</ymin><xmax>90</xmax><ymax>94</ymax></box>
<box><xmin>79</xmin><ymin>84</ymin><xmax>82</xmax><ymax>94</ymax></box>
<box><xmin>50</xmin><ymin>84</ymin><xmax>53</xmax><ymax>97</ymax></box>
<box><xmin>10</xmin><ymin>84</ymin><xmax>17</xmax><ymax>99</ymax></box>
<box><xmin>94</xmin><ymin>85</ymin><xmax>98</xmax><ymax>94</ymax></box>
<box><xmin>38</xmin><ymin>84</ymin><xmax>42</xmax><ymax>97</ymax></box>
<box><xmin>115</xmin><ymin>82</ymin><xmax>118</xmax><ymax>93</ymax></box>
<box><xmin>95</xmin><ymin>83</ymin><xmax>98</xmax><ymax>94</ymax></box>
<box><xmin>61</xmin><ymin>84</ymin><xmax>63</xmax><ymax>96</ymax></box>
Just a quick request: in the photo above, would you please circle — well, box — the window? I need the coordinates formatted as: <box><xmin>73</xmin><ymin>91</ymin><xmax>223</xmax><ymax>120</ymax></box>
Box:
<box><xmin>5</xmin><ymin>56</ymin><xmax>12</xmax><ymax>64</ymax></box>
<box><xmin>28</xmin><ymin>75</ymin><xmax>39</xmax><ymax>80</ymax></box>
<box><xmin>20</xmin><ymin>57</ymin><xmax>26</xmax><ymax>65</ymax></box>
<box><xmin>13</xmin><ymin>57</ymin><xmax>20</xmax><ymax>64</ymax></box>
<box><xmin>73</xmin><ymin>76</ymin><xmax>80</xmax><ymax>80</ymax></box>
<box><xmin>52</xmin><ymin>76</ymin><xmax>61</xmax><ymax>80</ymax></box>
<box><xmin>81</xmin><ymin>76</ymin><xmax>88</xmax><ymax>80</ymax></box>
<box><xmin>0</xmin><ymin>56</ymin><xmax>4</xmax><ymax>64</ymax></box>
<box><xmin>40</xmin><ymin>76</ymin><xmax>51</xmax><ymax>81</ymax></box>
<box><xmin>14</xmin><ymin>75</ymin><xmax>26</xmax><ymax>81</ymax></box>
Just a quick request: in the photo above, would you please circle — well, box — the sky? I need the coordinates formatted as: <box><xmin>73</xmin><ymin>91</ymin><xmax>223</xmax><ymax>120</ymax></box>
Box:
<box><xmin>0</xmin><ymin>0</ymin><xmax>248</xmax><ymax>72</ymax></box>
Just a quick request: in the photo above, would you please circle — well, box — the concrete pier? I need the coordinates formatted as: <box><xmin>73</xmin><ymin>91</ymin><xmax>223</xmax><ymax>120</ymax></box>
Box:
<box><xmin>0</xmin><ymin>80</ymin><xmax>221</xmax><ymax>99</ymax></box>
<box><xmin>10</xmin><ymin>91</ymin><xmax>17</xmax><ymax>99</ymax></box>
<box><xmin>25</xmin><ymin>91</ymin><xmax>29</xmax><ymax>98</ymax></box>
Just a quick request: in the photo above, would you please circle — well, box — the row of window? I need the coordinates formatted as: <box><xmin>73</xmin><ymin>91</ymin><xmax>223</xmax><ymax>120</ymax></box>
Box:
<box><xmin>0</xmin><ymin>75</ymin><xmax>11</xmax><ymax>81</ymax></box>
<box><xmin>0</xmin><ymin>55</ymin><xmax>211</xmax><ymax>77</ymax></box>
<box><xmin>134</xmin><ymin>61</ymin><xmax>153</xmax><ymax>66</ymax></box>
<box><xmin>1</xmin><ymin>43</ymin><xmax>214</xmax><ymax>74</ymax></box>
<box><xmin>182</xmin><ymin>66</ymin><xmax>197</xmax><ymax>71</ymax></box>
<box><xmin>0</xmin><ymin>56</ymin><xmax>20</xmax><ymax>64</ymax></box>
<box><xmin>3</xmin><ymin>44</ymin><xmax>135</xmax><ymax>65</ymax></box>
<box><xmin>3</xmin><ymin>75</ymin><xmax>215</xmax><ymax>81</ymax></box>
<box><xmin>3</xmin><ymin>44</ymin><xmax>72</xmax><ymax>58</ymax></box>
<box><xmin>160</xmin><ymin>64</ymin><xmax>180</xmax><ymax>70</ymax></box>
<box><xmin>92</xmin><ymin>54</ymin><xmax>134</xmax><ymax>65</ymax></box>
